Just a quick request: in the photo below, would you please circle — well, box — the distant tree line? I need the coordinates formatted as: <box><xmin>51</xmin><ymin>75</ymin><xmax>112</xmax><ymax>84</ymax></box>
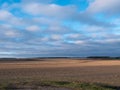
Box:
<box><xmin>87</xmin><ymin>56</ymin><xmax>120</xmax><ymax>59</ymax></box>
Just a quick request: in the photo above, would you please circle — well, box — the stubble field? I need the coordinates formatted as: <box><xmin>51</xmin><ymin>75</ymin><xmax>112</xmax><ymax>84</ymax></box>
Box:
<box><xmin>0</xmin><ymin>58</ymin><xmax>120</xmax><ymax>90</ymax></box>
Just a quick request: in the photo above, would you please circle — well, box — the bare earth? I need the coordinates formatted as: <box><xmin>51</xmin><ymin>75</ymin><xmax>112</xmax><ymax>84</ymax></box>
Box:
<box><xmin>0</xmin><ymin>59</ymin><xmax>120</xmax><ymax>86</ymax></box>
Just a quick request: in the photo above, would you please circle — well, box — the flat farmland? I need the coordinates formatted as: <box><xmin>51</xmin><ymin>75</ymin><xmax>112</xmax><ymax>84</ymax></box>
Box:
<box><xmin>0</xmin><ymin>59</ymin><xmax>120</xmax><ymax>90</ymax></box>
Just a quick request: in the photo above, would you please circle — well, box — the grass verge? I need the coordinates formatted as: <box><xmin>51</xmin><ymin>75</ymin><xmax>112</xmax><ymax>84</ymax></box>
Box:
<box><xmin>0</xmin><ymin>80</ymin><xmax>118</xmax><ymax>90</ymax></box>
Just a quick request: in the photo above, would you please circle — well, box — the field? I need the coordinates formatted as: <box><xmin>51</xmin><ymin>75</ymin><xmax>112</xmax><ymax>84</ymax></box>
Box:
<box><xmin>0</xmin><ymin>58</ymin><xmax>120</xmax><ymax>90</ymax></box>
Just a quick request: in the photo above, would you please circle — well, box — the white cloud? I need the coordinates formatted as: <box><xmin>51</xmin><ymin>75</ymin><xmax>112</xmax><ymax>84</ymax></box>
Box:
<box><xmin>4</xmin><ymin>31</ymin><xmax>18</xmax><ymax>37</ymax></box>
<box><xmin>21</xmin><ymin>0</ymin><xmax>53</xmax><ymax>3</ymax></box>
<box><xmin>33</xmin><ymin>17</ymin><xmax>61</xmax><ymax>27</ymax></box>
<box><xmin>87</xmin><ymin>0</ymin><xmax>120</xmax><ymax>15</ymax></box>
<box><xmin>26</xmin><ymin>25</ymin><xmax>40</xmax><ymax>31</ymax></box>
<box><xmin>74</xmin><ymin>40</ymin><xmax>85</xmax><ymax>45</ymax></box>
<box><xmin>0</xmin><ymin>10</ymin><xmax>12</xmax><ymax>20</ymax></box>
<box><xmin>40</xmin><ymin>37</ymin><xmax>49</xmax><ymax>42</ymax></box>
<box><xmin>50</xmin><ymin>34</ymin><xmax>62</xmax><ymax>41</ymax></box>
<box><xmin>45</xmin><ymin>24</ymin><xmax>71</xmax><ymax>34</ymax></box>
<box><xmin>0</xmin><ymin>23</ymin><xmax>29</xmax><ymax>41</ymax></box>
<box><xmin>95</xmin><ymin>38</ymin><xmax>120</xmax><ymax>44</ymax></box>
<box><xmin>82</xmin><ymin>25</ymin><xmax>106</xmax><ymax>32</ymax></box>
<box><xmin>0</xmin><ymin>10</ymin><xmax>27</xmax><ymax>26</ymax></box>
<box><xmin>67</xmin><ymin>34</ymin><xmax>81</xmax><ymax>39</ymax></box>
<box><xmin>22</xmin><ymin>3</ymin><xmax>77</xmax><ymax>18</ymax></box>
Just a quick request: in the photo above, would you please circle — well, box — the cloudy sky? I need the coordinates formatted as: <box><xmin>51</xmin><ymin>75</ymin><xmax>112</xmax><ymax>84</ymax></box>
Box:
<box><xmin>0</xmin><ymin>0</ymin><xmax>120</xmax><ymax>58</ymax></box>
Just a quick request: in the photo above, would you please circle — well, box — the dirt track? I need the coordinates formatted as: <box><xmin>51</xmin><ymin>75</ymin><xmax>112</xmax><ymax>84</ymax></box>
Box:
<box><xmin>0</xmin><ymin>59</ymin><xmax>120</xmax><ymax>86</ymax></box>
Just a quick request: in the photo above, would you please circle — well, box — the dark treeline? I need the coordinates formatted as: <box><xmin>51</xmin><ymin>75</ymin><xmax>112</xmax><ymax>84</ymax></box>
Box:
<box><xmin>0</xmin><ymin>56</ymin><xmax>119</xmax><ymax>61</ymax></box>
<box><xmin>87</xmin><ymin>56</ymin><xmax>120</xmax><ymax>59</ymax></box>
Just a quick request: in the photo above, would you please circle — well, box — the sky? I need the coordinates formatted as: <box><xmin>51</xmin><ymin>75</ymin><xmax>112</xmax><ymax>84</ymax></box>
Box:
<box><xmin>0</xmin><ymin>0</ymin><xmax>120</xmax><ymax>58</ymax></box>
